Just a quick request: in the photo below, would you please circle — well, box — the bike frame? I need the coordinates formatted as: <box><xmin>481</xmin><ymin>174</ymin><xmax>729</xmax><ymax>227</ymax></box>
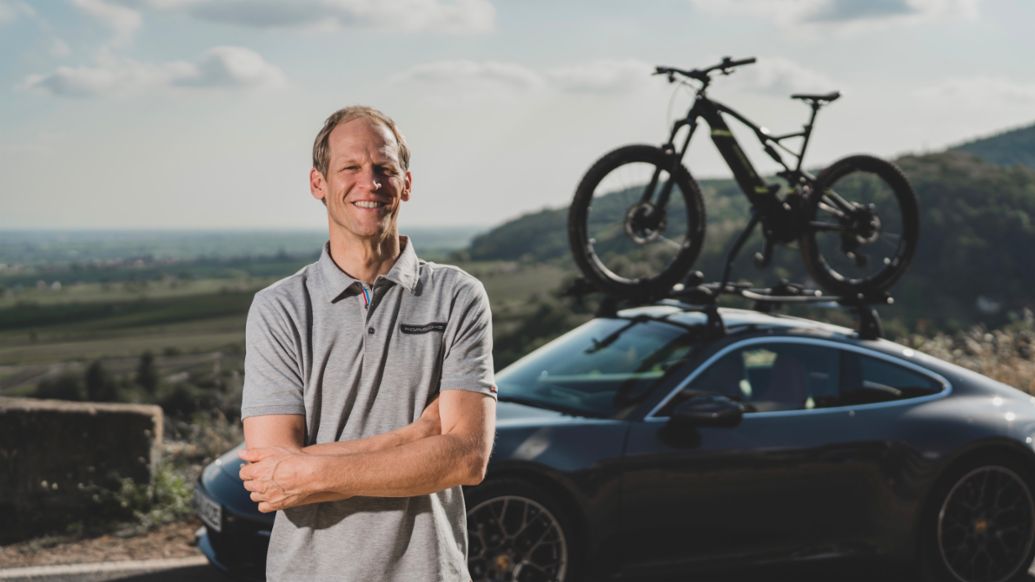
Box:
<box><xmin>650</xmin><ymin>90</ymin><xmax>824</xmax><ymax>214</ymax></box>
<box><xmin>642</xmin><ymin>82</ymin><xmax>834</xmax><ymax>288</ymax></box>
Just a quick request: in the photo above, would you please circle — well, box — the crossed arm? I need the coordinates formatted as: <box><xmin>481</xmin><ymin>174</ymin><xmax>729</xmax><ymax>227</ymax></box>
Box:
<box><xmin>239</xmin><ymin>389</ymin><xmax>495</xmax><ymax>512</ymax></box>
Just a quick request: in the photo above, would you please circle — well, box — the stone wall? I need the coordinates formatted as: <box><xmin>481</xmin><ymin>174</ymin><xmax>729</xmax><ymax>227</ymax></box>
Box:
<box><xmin>0</xmin><ymin>397</ymin><xmax>163</xmax><ymax>543</ymax></box>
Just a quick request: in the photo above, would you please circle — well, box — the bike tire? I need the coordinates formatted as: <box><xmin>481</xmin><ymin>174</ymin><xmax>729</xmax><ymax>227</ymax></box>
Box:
<box><xmin>568</xmin><ymin>144</ymin><xmax>706</xmax><ymax>300</ymax></box>
<box><xmin>800</xmin><ymin>154</ymin><xmax>919</xmax><ymax>297</ymax></box>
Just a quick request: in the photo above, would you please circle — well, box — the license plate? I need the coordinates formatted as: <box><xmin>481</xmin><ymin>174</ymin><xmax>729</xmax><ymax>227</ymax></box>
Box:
<box><xmin>194</xmin><ymin>487</ymin><xmax>222</xmax><ymax>533</ymax></box>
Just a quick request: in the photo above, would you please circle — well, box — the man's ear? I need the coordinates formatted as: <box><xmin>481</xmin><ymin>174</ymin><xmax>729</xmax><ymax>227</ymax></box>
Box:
<box><xmin>309</xmin><ymin>167</ymin><xmax>327</xmax><ymax>203</ymax></box>
<box><xmin>401</xmin><ymin>170</ymin><xmax>413</xmax><ymax>202</ymax></box>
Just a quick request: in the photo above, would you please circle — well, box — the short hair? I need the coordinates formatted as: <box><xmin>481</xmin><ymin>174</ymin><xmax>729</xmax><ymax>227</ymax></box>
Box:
<box><xmin>311</xmin><ymin>106</ymin><xmax>410</xmax><ymax>177</ymax></box>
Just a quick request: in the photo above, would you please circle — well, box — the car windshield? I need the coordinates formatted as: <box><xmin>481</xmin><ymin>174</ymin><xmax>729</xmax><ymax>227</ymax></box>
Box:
<box><xmin>496</xmin><ymin>316</ymin><xmax>703</xmax><ymax>417</ymax></box>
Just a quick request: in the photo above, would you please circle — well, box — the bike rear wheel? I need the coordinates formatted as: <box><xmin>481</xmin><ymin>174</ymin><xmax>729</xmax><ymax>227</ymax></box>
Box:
<box><xmin>800</xmin><ymin>155</ymin><xmax>919</xmax><ymax>297</ymax></box>
<box><xmin>568</xmin><ymin>144</ymin><xmax>705</xmax><ymax>300</ymax></box>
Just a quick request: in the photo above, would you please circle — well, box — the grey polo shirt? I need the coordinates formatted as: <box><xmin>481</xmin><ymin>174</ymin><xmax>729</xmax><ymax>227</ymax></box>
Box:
<box><xmin>241</xmin><ymin>237</ymin><xmax>495</xmax><ymax>582</ymax></box>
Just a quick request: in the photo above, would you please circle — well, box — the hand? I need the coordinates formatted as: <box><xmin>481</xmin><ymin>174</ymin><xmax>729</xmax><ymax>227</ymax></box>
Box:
<box><xmin>239</xmin><ymin>447</ymin><xmax>318</xmax><ymax>513</ymax></box>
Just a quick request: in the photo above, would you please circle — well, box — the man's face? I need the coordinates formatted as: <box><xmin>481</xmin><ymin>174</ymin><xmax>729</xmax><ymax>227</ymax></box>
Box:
<box><xmin>310</xmin><ymin>118</ymin><xmax>411</xmax><ymax>242</ymax></box>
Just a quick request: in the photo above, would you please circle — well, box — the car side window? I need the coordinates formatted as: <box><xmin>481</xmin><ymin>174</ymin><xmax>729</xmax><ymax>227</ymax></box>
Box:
<box><xmin>658</xmin><ymin>342</ymin><xmax>840</xmax><ymax>415</ymax></box>
<box><xmin>838</xmin><ymin>352</ymin><xmax>943</xmax><ymax>405</ymax></box>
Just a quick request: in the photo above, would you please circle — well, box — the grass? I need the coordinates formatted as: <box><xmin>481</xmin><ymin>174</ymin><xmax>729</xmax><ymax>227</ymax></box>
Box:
<box><xmin>0</xmin><ymin>277</ymin><xmax>275</xmax><ymax>308</ymax></box>
<box><xmin>902</xmin><ymin>310</ymin><xmax>1035</xmax><ymax>395</ymax></box>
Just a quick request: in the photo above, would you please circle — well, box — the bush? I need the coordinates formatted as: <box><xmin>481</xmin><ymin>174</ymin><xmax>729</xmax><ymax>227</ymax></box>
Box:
<box><xmin>35</xmin><ymin>372</ymin><xmax>86</xmax><ymax>401</ymax></box>
<box><xmin>82</xmin><ymin>460</ymin><xmax>194</xmax><ymax>534</ymax></box>
<box><xmin>158</xmin><ymin>380</ymin><xmax>223</xmax><ymax>419</ymax></box>
<box><xmin>85</xmin><ymin>360</ymin><xmax>119</xmax><ymax>402</ymax></box>
<box><xmin>900</xmin><ymin>309</ymin><xmax>1035</xmax><ymax>395</ymax></box>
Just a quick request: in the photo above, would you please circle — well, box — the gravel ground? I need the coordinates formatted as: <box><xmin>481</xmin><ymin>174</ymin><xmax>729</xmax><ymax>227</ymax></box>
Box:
<box><xmin>0</xmin><ymin>520</ymin><xmax>201</xmax><ymax>569</ymax></box>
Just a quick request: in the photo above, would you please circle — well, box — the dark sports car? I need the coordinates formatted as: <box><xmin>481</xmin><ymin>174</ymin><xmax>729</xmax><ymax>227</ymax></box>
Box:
<box><xmin>195</xmin><ymin>303</ymin><xmax>1035</xmax><ymax>582</ymax></box>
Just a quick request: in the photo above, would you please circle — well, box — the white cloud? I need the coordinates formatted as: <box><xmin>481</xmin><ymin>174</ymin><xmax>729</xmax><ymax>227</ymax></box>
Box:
<box><xmin>179</xmin><ymin>46</ymin><xmax>287</xmax><ymax>88</ymax></box>
<box><xmin>50</xmin><ymin>38</ymin><xmax>71</xmax><ymax>57</ymax></box>
<box><xmin>140</xmin><ymin>0</ymin><xmax>495</xmax><ymax>33</ymax></box>
<box><xmin>392</xmin><ymin>60</ymin><xmax>543</xmax><ymax>91</ymax></box>
<box><xmin>21</xmin><ymin>46</ymin><xmax>285</xmax><ymax>97</ymax></box>
<box><xmin>729</xmin><ymin>56</ymin><xmax>837</xmax><ymax>95</ymax></box>
<box><xmin>71</xmin><ymin>0</ymin><xmax>141</xmax><ymax>47</ymax></box>
<box><xmin>914</xmin><ymin>77</ymin><xmax>1035</xmax><ymax>103</ymax></box>
<box><xmin>547</xmin><ymin>59</ymin><xmax>651</xmax><ymax>94</ymax></box>
<box><xmin>0</xmin><ymin>1</ymin><xmax>16</xmax><ymax>24</ymax></box>
<box><xmin>394</xmin><ymin>59</ymin><xmax>661</xmax><ymax>96</ymax></box>
<box><xmin>689</xmin><ymin>0</ymin><xmax>978</xmax><ymax>27</ymax></box>
<box><xmin>0</xmin><ymin>0</ymin><xmax>32</xmax><ymax>25</ymax></box>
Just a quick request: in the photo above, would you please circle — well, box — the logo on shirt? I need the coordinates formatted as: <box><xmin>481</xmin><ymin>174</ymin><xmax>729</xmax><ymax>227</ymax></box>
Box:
<box><xmin>400</xmin><ymin>322</ymin><xmax>447</xmax><ymax>334</ymax></box>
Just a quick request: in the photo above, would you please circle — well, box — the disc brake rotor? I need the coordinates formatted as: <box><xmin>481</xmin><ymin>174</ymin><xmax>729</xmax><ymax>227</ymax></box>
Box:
<box><xmin>624</xmin><ymin>202</ymin><xmax>666</xmax><ymax>244</ymax></box>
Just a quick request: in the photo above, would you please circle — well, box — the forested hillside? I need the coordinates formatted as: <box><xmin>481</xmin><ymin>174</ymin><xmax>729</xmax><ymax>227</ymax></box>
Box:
<box><xmin>953</xmin><ymin>123</ymin><xmax>1035</xmax><ymax>172</ymax></box>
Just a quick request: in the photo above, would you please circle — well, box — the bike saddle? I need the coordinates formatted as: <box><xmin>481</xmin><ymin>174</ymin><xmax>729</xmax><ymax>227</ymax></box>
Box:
<box><xmin>791</xmin><ymin>91</ymin><xmax>841</xmax><ymax>103</ymax></box>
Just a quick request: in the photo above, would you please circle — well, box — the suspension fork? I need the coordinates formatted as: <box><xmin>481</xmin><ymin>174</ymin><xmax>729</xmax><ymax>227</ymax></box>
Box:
<box><xmin>638</xmin><ymin>116</ymin><xmax>697</xmax><ymax>208</ymax></box>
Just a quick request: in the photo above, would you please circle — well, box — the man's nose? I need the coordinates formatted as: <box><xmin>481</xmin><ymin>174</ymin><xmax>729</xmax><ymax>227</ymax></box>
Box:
<box><xmin>358</xmin><ymin>167</ymin><xmax>382</xmax><ymax>191</ymax></box>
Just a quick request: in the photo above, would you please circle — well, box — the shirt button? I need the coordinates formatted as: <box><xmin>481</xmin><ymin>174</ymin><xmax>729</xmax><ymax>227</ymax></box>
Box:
<box><xmin>367</xmin><ymin>327</ymin><xmax>375</xmax><ymax>335</ymax></box>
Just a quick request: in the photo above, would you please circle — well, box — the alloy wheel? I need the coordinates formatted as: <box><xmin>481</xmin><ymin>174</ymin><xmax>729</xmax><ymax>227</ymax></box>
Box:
<box><xmin>937</xmin><ymin>465</ymin><xmax>1035</xmax><ymax>582</ymax></box>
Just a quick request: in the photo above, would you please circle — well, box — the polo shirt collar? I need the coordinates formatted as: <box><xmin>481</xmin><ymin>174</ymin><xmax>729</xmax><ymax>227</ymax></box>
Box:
<box><xmin>318</xmin><ymin>236</ymin><xmax>421</xmax><ymax>303</ymax></box>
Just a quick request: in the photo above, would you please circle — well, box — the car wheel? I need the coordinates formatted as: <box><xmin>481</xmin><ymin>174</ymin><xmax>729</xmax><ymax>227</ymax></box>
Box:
<box><xmin>921</xmin><ymin>458</ymin><xmax>1035</xmax><ymax>582</ymax></box>
<box><xmin>466</xmin><ymin>478</ymin><xmax>579</xmax><ymax>582</ymax></box>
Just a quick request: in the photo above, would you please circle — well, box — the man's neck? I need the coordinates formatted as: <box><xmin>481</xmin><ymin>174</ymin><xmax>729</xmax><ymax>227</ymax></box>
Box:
<box><xmin>327</xmin><ymin>230</ymin><xmax>404</xmax><ymax>286</ymax></box>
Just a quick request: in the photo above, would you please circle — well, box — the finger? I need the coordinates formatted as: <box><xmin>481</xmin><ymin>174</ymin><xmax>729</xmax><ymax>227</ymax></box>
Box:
<box><xmin>258</xmin><ymin>501</ymin><xmax>274</xmax><ymax>513</ymax></box>
<box><xmin>250</xmin><ymin>491</ymin><xmax>265</xmax><ymax>503</ymax></box>
<box><xmin>238</xmin><ymin>448</ymin><xmax>264</xmax><ymax>462</ymax></box>
<box><xmin>239</xmin><ymin>465</ymin><xmax>253</xmax><ymax>481</ymax></box>
<box><xmin>242</xmin><ymin>479</ymin><xmax>258</xmax><ymax>492</ymax></box>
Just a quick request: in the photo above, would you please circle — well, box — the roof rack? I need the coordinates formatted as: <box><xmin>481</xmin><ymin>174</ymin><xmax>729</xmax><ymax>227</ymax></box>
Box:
<box><xmin>564</xmin><ymin>275</ymin><xmax>892</xmax><ymax>340</ymax></box>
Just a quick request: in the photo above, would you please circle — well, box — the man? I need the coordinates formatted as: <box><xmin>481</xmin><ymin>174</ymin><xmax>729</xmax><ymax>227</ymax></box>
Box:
<box><xmin>238</xmin><ymin>105</ymin><xmax>496</xmax><ymax>581</ymax></box>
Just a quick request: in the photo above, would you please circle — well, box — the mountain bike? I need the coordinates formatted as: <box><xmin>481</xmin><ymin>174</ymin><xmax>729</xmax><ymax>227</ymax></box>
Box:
<box><xmin>568</xmin><ymin>56</ymin><xmax>919</xmax><ymax>301</ymax></box>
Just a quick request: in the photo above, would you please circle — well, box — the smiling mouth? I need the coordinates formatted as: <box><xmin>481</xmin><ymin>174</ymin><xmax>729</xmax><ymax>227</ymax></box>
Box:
<box><xmin>352</xmin><ymin>201</ymin><xmax>386</xmax><ymax>209</ymax></box>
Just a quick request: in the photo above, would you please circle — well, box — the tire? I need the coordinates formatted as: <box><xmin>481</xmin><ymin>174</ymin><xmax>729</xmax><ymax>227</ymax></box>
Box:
<box><xmin>919</xmin><ymin>456</ymin><xmax>1035</xmax><ymax>582</ymax></box>
<box><xmin>466</xmin><ymin>478</ymin><xmax>580</xmax><ymax>582</ymax></box>
<box><xmin>800</xmin><ymin>154</ymin><xmax>919</xmax><ymax>297</ymax></box>
<box><xmin>568</xmin><ymin>144</ymin><xmax>706</xmax><ymax>301</ymax></box>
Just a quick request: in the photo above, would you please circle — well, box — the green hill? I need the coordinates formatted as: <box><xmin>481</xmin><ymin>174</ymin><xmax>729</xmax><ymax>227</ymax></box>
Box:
<box><xmin>952</xmin><ymin>123</ymin><xmax>1035</xmax><ymax>172</ymax></box>
<box><xmin>463</xmin><ymin>145</ymin><xmax>1035</xmax><ymax>330</ymax></box>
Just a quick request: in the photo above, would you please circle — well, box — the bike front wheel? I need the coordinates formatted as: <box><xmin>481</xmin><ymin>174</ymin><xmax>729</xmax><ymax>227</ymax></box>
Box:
<box><xmin>800</xmin><ymin>154</ymin><xmax>919</xmax><ymax>297</ymax></box>
<box><xmin>568</xmin><ymin>145</ymin><xmax>706</xmax><ymax>300</ymax></box>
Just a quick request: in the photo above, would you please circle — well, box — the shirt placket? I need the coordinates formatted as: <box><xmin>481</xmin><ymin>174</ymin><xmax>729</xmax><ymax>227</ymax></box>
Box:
<box><xmin>361</xmin><ymin>279</ymin><xmax>392</xmax><ymax>356</ymax></box>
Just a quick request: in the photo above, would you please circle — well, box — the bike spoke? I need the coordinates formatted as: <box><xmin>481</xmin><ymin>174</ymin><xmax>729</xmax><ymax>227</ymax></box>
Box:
<box><xmin>657</xmin><ymin>235</ymin><xmax>683</xmax><ymax>249</ymax></box>
<box><xmin>876</xmin><ymin>234</ymin><xmax>902</xmax><ymax>250</ymax></box>
<box><xmin>820</xmin><ymin>191</ymin><xmax>855</xmax><ymax>215</ymax></box>
<box><xmin>809</xmin><ymin>221</ymin><xmax>845</xmax><ymax>232</ymax></box>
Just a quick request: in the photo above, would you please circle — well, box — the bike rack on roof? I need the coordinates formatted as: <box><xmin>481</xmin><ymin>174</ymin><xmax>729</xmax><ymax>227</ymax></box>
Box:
<box><xmin>565</xmin><ymin>274</ymin><xmax>892</xmax><ymax>341</ymax></box>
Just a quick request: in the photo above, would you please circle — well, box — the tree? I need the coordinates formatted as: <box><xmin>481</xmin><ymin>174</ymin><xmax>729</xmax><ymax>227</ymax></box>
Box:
<box><xmin>136</xmin><ymin>351</ymin><xmax>159</xmax><ymax>396</ymax></box>
<box><xmin>36</xmin><ymin>372</ymin><xmax>85</xmax><ymax>401</ymax></box>
<box><xmin>85</xmin><ymin>360</ymin><xmax>118</xmax><ymax>402</ymax></box>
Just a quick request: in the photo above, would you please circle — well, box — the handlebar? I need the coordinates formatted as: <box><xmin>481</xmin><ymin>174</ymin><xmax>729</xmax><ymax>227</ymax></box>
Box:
<box><xmin>654</xmin><ymin>56</ymin><xmax>756</xmax><ymax>84</ymax></box>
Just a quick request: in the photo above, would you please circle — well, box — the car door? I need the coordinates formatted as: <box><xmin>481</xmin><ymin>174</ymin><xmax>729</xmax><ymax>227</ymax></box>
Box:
<box><xmin>618</xmin><ymin>337</ymin><xmax>899</xmax><ymax>577</ymax></box>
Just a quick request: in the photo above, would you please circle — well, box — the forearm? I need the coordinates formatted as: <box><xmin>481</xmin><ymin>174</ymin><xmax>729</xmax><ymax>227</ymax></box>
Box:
<box><xmin>302</xmin><ymin>416</ymin><xmax>438</xmax><ymax>456</ymax></box>
<box><xmin>311</xmin><ymin>432</ymin><xmax>487</xmax><ymax>498</ymax></box>
<box><xmin>240</xmin><ymin>392</ymin><xmax>493</xmax><ymax>512</ymax></box>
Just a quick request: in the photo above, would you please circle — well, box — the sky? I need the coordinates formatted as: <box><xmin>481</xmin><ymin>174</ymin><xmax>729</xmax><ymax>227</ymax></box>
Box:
<box><xmin>1</xmin><ymin>0</ymin><xmax>1033</xmax><ymax>231</ymax></box>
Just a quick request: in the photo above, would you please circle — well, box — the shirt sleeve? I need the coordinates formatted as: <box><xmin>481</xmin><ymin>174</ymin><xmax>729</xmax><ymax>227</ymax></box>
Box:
<box><xmin>439</xmin><ymin>278</ymin><xmax>496</xmax><ymax>399</ymax></box>
<box><xmin>240</xmin><ymin>291</ymin><xmax>306</xmax><ymax>419</ymax></box>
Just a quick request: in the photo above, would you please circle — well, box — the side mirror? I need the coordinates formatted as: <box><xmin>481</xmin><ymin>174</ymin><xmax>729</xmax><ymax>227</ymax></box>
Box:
<box><xmin>669</xmin><ymin>394</ymin><xmax>744</xmax><ymax>428</ymax></box>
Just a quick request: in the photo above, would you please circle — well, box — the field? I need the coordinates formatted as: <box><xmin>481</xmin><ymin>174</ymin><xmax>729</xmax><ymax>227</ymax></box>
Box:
<box><xmin>0</xmin><ymin>239</ymin><xmax>572</xmax><ymax>398</ymax></box>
